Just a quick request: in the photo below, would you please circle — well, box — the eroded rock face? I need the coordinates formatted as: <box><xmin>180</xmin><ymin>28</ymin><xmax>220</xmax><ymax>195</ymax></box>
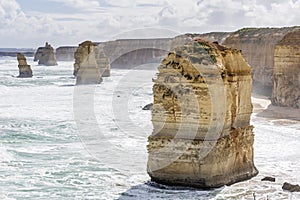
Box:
<box><xmin>74</xmin><ymin>41</ymin><xmax>110</xmax><ymax>85</ymax></box>
<box><xmin>147</xmin><ymin>39</ymin><xmax>258</xmax><ymax>188</ymax></box>
<box><xmin>55</xmin><ymin>46</ymin><xmax>77</xmax><ymax>61</ymax></box>
<box><xmin>223</xmin><ymin>27</ymin><xmax>298</xmax><ymax>95</ymax></box>
<box><xmin>34</xmin><ymin>42</ymin><xmax>57</xmax><ymax>66</ymax></box>
<box><xmin>17</xmin><ymin>53</ymin><xmax>32</xmax><ymax>78</ymax></box>
<box><xmin>272</xmin><ymin>29</ymin><xmax>300</xmax><ymax>108</ymax></box>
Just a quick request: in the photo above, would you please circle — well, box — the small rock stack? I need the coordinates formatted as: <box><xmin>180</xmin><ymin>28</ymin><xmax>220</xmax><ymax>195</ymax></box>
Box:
<box><xmin>74</xmin><ymin>41</ymin><xmax>103</xmax><ymax>85</ymax></box>
<box><xmin>34</xmin><ymin>42</ymin><xmax>57</xmax><ymax>66</ymax></box>
<box><xmin>147</xmin><ymin>39</ymin><xmax>258</xmax><ymax>188</ymax></box>
<box><xmin>17</xmin><ymin>53</ymin><xmax>32</xmax><ymax>78</ymax></box>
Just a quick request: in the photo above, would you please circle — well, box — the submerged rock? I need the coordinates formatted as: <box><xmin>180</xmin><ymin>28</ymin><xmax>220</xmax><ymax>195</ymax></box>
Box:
<box><xmin>142</xmin><ymin>103</ymin><xmax>153</xmax><ymax>110</ymax></box>
<box><xmin>34</xmin><ymin>42</ymin><xmax>57</xmax><ymax>66</ymax></box>
<box><xmin>74</xmin><ymin>41</ymin><xmax>103</xmax><ymax>85</ymax></box>
<box><xmin>282</xmin><ymin>182</ymin><xmax>300</xmax><ymax>192</ymax></box>
<box><xmin>17</xmin><ymin>53</ymin><xmax>32</xmax><ymax>78</ymax></box>
<box><xmin>147</xmin><ymin>39</ymin><xmax>258</xmax><ymax>188</ymax></box>
<box><xmin>261</xmin><ymin>176</ymin><xmax>275</xmax><ymax>182</ymax></box>
<box><xmin>272</xmin><ymin>28</ymin><xmax>300</xmax><ymax>108</ymax></box>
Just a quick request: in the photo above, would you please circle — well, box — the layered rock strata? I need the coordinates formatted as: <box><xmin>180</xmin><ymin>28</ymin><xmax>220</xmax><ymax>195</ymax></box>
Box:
<box><xmin>223</xmin><ymin>27</ymin><xmax>298</xmax><ymax>95</ymax></box>
<box><xmin>74</xmin><ymin>41</ymin><xmax>107</xmax><ymax>85</ymax></box>
<box><xmin>272</xmin><ymin>29</ymin><xmax>300</xmax><ymax>108</ymax></box>
<box><xmin>34</xmin><ymin>42</ymin><xmax>57</xmax><ymax>66</ymax></box>
<box><xmin>17</xmin><ymin>53</ymin><xmax>32</xmax><ymax>78</ymax></box>
<box><xmin>147</xmin><ymin>39</ymin><xmax>258</xmax><ymax>188</ymax></box>
<box><xmin>55</xmin><ymin>46</ymin><xmax>78</xmax><ymax>61</ymax></box>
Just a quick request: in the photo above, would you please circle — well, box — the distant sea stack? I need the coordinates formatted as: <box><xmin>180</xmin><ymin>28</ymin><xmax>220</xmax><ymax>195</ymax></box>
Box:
<box><xmin>34</xmin><ymin>42</ymin><xmax>57</xmax><ymax>66</ymax></box>
<box><xmin>55</xmin><ymin>46</ymin><xmax>78</xmax><ymax>61</ymax></box>
<box><xmin>223</xmin><ymin>27</ymin><xmax>298</xmax><ymax>96</ymax></box>
<box><xmin>17</xmin><ymin>53</ymin><xmax>32</xmax><ymax>78</ymax></box>
<box><xmin>147</xmin><ymin>39</ymin><xmax>258</xmax><ymax>188</ymax></box>
<box><xmin>74</xmin><ymin>41</ymin><xmax>103</xmax><ymax>85</ymax></box>
<box><xmin>272</xmin><ymin>28</ymin><xmax>300</xmax><ymax>108</ymax></box>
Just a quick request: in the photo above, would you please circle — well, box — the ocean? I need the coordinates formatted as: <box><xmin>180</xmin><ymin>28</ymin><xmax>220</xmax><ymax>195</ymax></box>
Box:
<box><xmin>0</xmin><ymin>56</ymin><xmax>299</xmax><ymax>200</ymax></box>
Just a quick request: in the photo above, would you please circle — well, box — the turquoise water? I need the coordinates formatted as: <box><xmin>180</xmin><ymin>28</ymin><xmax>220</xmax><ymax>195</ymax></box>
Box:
<box><xmin>0</xmin><ymin>57</ymin><xmax>299</xmax><ymax>199</ymax></box>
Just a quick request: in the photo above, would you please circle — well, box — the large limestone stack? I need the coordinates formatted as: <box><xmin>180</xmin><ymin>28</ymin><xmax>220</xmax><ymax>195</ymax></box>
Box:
<box><xmin>147</xmin><ymin>39</ymin><xmax>258</xmax><ymax>188</ymax></box>
<box><xmin>17</xmin><ymin>53</ymin><xmax>32</xmax><ymax>78</ymax></box>
<box><xmin>223</xmin><ymin>27</ymin><xmax>297</xmax><ymax>95</ymax></box>
<box><xmin>74</xmin><ymin>41</ymin><xmax>105</xmax><ymax>85</ymax></box>
<box><xmin>34</xmin><ymin>42</ymin><xmax>57</xmax><ymax>66</ymax></box>
<box><xmin>272</xmin><ymin>29</ymin><xmax>300</xmax><ymax>108</ymax></box>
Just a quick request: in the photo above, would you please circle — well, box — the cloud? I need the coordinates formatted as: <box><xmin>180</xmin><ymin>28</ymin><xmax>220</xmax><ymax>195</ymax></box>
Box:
<box><xmin>49</xmin><ymin>0</ymin><xmax>101</xmax><ymax>11</ymax></box>
<box><xmin>0</xmin><ymin>0</ymin><xmax>72</xmax><ymax>47</ymax></box>
<box><xmin>1</xmin><ymin>0</ymin><xmax>300</xmax><ymax>47</ymax></box>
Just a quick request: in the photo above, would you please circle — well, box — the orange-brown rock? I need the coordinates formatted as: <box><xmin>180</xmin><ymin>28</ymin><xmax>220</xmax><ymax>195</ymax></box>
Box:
<box><xmin>17</xmin><ymin>53</ymin><xmax>32</xmax><ymax>78</ymax></box>
<box><xmin>147</xmin><ymin>39</ymin><xmax>258</xmax><ymax>188</ymax></box>
<box><xmin>272</xmin><ymin>29</ymin><xmax>300</xmax><ymax>108</ymax></box>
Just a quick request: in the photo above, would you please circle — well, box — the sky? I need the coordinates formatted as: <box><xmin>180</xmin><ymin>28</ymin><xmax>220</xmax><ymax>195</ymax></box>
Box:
<box><xmin>0</xmin><ymin>0</ymin><xmax>299</xmax><ymax>48</ymax></box>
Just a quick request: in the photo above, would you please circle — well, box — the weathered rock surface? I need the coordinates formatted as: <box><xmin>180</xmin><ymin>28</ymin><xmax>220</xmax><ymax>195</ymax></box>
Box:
<box><xmin>282</xmin><ymin>182</ymin><xmax>300</xmax><ymax>192</ymax></box>
<box><xmin>147</xmin><ymin>39</ymin><xmax>258</xmax><ymax>188</ymax></box>
<box><xmin>55</xmin><ymin>46</ymin><xmax>78</xmax><ymax>61</ymax></box>
<box><xmin>272</xmin><ymin>29</ymin><xmax>300</xmax><ymax>108</ymax></box>
<box><xmin>74</xmin><ymin>41</ymin><xmax>109</xmax><ymax>85</ymax></box>
<box><xmin>17</xmin><ymin>53</ymin><xmax>32</xmax><ymax>78</ymax></box>
<box><xmin>223</xmin><ymin>27</ymin><xmax>298</xmax><ymax>95</ymax></box>
<box><xmin>34</xmin><ymin>42</ymin><xmax>57</xmax><ymax>66</ymax></box>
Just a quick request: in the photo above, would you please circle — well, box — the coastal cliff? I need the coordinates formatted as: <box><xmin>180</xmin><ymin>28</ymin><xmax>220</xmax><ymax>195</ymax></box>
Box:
<box><xmin>34</xmin><ymin>42</ymin><xmax>57</xmax><ymax>66</ymax></box>
<box><xmin>147</xmin><ymin>39</ymin><xmax>258</xmax><ymax>188</ymax></box>
<box><xmin>272</xmin><ymin>29</ymin><xmax>300</xmax><ymax>108</ymax></box>
<box><xmin>17</xmin><ymin>53</ymin><xmax>32</xmax><ymax>78</ymax></box>
<box><xmin>103</xmin><ymin>38</ymin><xmax>173</xmax><ymax>69</ymax></box>
<box><xmin>223</xmin><ymin>27</ymin><xmax>298</xmax><ymax>95</ymax></box>
<box><xmin>55</xmin><ymin>46</ymin><xmax>77</xmax><ymax>61</ymax></box>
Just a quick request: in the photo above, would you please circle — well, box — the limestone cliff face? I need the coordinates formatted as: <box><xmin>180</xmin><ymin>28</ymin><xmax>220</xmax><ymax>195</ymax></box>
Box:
<box><xmin>272</xmin><ymin>29</ymin><xmax>300</xmax><ymax>108</ymax></box>
<box><xmin>223</xmin><ymin>27</ymin><xmax>298</xmax><ymax>95</ymax></box>
<box><xmin>103</xmin><ymin>39</ymin><xmax>173</xmax><ymax>69</ymax></box>
<box><xmin>55</xmin><ymin>46</ymin><xmax>77</xmax><ymax>61</ymax></box>
<box><xmin>34</xmin><ymin>42</ymin><xmax>57</xmax><ymax>66</ymax></box>
<box><xmin>74</xmin><ymin>41</ymin><xmax>111</xmax><ymax>84</ymax></box>
<box><xmin>147</xmin><ymin>39</ymin><xmax>258</xmax><ymax>188</ymax></box>
<box><xmin>17</xmin><ymin>53</ymin><xmax>32</xmax><ymax>78</ymax></box>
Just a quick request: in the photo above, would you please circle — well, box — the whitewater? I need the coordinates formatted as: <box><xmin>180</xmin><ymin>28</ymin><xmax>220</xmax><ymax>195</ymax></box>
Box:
<box><xmin>0</xmin><ymin>57</ymin><xmax>299</xmax><ymax>200</ymax></box>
